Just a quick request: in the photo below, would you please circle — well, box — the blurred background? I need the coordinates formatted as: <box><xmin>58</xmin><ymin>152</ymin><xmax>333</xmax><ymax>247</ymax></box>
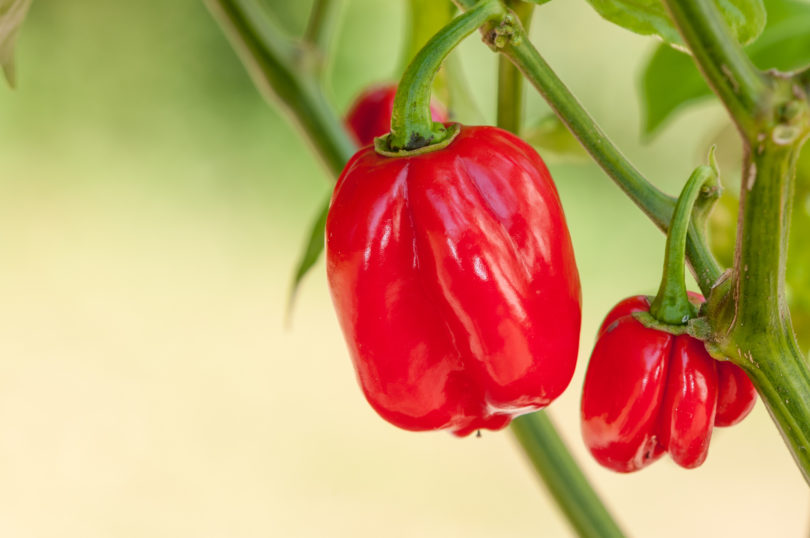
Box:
<box><xmin>0</xmin><ymin>0</ymin><xmax>807</xmax><ymax>536</ymax></box>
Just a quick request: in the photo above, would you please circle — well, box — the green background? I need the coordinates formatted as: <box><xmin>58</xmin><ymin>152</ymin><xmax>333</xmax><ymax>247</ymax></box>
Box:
<box><xmin>0</xmin><ymin>0</ymin><xmax>805</xmax><ymax>536</ymax></box>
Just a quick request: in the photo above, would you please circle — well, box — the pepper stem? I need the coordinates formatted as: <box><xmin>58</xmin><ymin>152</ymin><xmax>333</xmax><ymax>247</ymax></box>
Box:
<box><xmin>650</xmin><ymin>149</ymin><xmax>720</xmax><ymax>325</ymax></box>
<box><xmin>385</xmin><ymin>0</ymin><xmax>506</xmax><ymax>152</ymax></box>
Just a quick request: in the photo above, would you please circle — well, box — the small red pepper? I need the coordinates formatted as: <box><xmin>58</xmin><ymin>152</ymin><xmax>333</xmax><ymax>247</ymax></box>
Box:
<box><xmin>326</xmin><ymin>124</ymin><xmax>581</xmax><ymax>436</ymax></box>
<box><xmin>345</xmin><ymin>84</ymin><xmax>448</xmax><ymax>146</ymax></box>
<box><xmin>581</xmin><ymin>295</ymin><xmax>756</xmax><ymax>472</ymax></box>
<box><xmin>581</xmin><ymin>155</ymin><xmax>757</xmax><ymax>472</ymax></box>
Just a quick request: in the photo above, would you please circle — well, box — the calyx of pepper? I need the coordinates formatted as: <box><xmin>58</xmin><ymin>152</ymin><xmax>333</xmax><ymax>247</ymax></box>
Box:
<box><xmin>375</xmin><ymin>122</ymin><xmax>461</xmax><ymax>157</ymax></box>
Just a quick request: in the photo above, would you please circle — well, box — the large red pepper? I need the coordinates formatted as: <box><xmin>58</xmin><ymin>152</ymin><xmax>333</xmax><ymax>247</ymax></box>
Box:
<box><xmin>326</xmin><ymin>124</ymin><xmax>581</xmax><ymax>436</ymax></box>
<box><xmin>345</xmin><ymin>84</ymin><xmax>448</xmax><ymax>146</ymax></box>
<box><xmin>581</xmin><ymin>293</ymin><xmax>756</xmax><ymax>471</ymax></box>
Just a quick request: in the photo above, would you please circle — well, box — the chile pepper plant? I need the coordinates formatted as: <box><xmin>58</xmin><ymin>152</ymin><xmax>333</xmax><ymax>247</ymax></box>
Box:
<box><xmin>49</xmin><ymin>0</ymin><xmax>806</xmax><ymax>534</ymax></box>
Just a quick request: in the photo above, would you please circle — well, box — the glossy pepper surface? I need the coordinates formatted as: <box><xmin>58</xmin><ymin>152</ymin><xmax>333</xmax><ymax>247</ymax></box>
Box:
<box><xmin>326</xmin><ymin>124</ymin><xmax>582</xmax><ymax>436</ymax></box>
<box><xmin>345</xmin><ymin>84</ymin><xmax>448</xmax><ymax>146</ymax></box>
<box><xmin>581</xmin><ymin>295</ymin><xmax>756</xmax><ymax>472</ymax></box>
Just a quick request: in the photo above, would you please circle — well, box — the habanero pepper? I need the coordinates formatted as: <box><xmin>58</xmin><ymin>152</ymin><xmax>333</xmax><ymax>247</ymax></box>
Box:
<box><xmin>326</xmin><ymin>1</ymin><xmax>581</xmax><ymax>436</ymax></box>
<box><xmin>580</xmin><ymin>156</ymin><xmax>757</xmax><ymax>472</ymax></box>
<box><xmin>326</xmin><ymin>124</ymin><xmax>581</xmax><ymax>436</ymax></box>
<box><xmin>582</xmin><ymin>294</ymin><xmax>756</xmax><ymax>472</ymax></box>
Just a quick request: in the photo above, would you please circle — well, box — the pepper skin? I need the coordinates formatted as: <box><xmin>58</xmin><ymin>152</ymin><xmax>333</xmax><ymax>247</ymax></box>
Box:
<box><xmin>326</xmin><ymin>125</ymin><xmax>581</xmax><ymax>436</ymax></box>
<box><xmin>345</xmin><ymin>84</ymin><xmax>448</xmax><ymax>146</ymax></box>
<box><xmin>582</xmin><ymin>295</ymin><xmax>756</xmax><ymax>472</ymax></box>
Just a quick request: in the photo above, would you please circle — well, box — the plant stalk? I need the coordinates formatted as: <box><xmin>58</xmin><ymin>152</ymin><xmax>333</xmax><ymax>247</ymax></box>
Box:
<box><xmin>512</xmin><ymin>414</ymin><xmax>625</xmax><ymax>538</ymax></box>
<box><xmin>713</xmin><ymin>140</ymin><xmax>810</xmax><ymax>484</ymax></box>
<box><xmin>303</xmin><ymin>0</ymin><xmax>337</xmax><ymax>52</ymax></box>
<box><xmin>661</xmin><ymin>0</ymin><xmax>770</xmax><ymax>137</ymax></box>
<box><xmin>206</xmin><ymin>0</ymin><xmax>355</xmax><ymax>178</ymax></box>
<box><xmin>663</xmin><ymin>0</ymin><xmax>810</xmax><ymax>487</ymax></box>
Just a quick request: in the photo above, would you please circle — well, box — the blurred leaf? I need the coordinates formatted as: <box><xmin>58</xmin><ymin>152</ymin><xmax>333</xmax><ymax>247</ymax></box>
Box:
<box><xmin>522</xmin><ymin>114</ymin><xmax>588</xmax><ymax>163</ymax></box>
<box><xmin>0</xmin><ymin>0</ymin><xmax>33</xmax><ymax>87</ymax></box>
<box><xmin>523</xmin><ymin>0</ymin><xmax>553</xmax><ymax>4</ymax></box>
<box><xmin>287</xmin><ymin>196</ymin><xmax>329</xmax><ymax>319</ymax></box>
<box><xmin>584</xmin><ymin>0</ymin><xmax>765</xmax><ymax>48</ymax></box>
<box><xmin>642</xmin><ymin>0</ymin><xmax>810</xmax><ymax>136</ymax></box>
<box><xmin>709</xmin><ymin>143</ymin><xmax>810</xmax><ymax>356</ymax></box>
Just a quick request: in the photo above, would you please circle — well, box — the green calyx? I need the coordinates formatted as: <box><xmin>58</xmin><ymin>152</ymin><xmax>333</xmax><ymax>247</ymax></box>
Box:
<box><xmin>382</xmin><ymin>0</ymin><xmax>507</xmax><ymax>154</ymax></box>
<box><xmin>375</xmin><ymin>122</ymin><xmax>461</xmax><ymax>157</ymax></box>
<box><xmin>649</xmin><ymin>148</ymin><xmax>721</xmax><ymax>326</ymax></box>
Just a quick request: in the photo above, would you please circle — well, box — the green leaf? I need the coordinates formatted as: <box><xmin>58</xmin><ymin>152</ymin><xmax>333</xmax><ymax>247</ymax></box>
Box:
<box><xmin>641</xmin><ymin>0</ymin><xmax>810</xmax><ymax>135</ymax></box>
<box><xmin>523</xmin><ymin>0</ymin><xmax>553</xmax><ymax>5</ymax></box>
<box><xmin>522</xmin><ymin>114</ymin><xmax>588</xmax><ymax>162</ymax></box>
<box><xmin>585</xmin><ymin>0</ymin><xmax>765</xmax><ymax>48</ymax></box>
<box><xmin>0</xmin><ymin>0</ymin><xmax>32</xmax><ymax>87</ymax></box>
<box><xmin>287</xmin><ymin>196</ymin><xmax>329</xmax><ymax>319</ymax></box>
<box><xmin>641</xmin><ymin>44</ymin><xmax>713</xmax><ymax>136</ymax></box>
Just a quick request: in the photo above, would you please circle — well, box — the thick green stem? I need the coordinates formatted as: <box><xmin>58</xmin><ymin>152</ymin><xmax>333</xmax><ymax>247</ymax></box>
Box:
<box><xmin>650</xmin><ymin>162</ymin><xmax>718</xmax><ymax>325</ymax></box>
<box><xmin>712</xmin><ymin>140</ymin><xmax>810</xmax><ymax>483</ymax></box>
<box><xmin>660</xmin><ymin>0</ymin><xmax>810</xmax><ymax>485</ymax></box>
<box><xmin>206</xmin><ymin>0</ymin><xmax>355</xmax><ymax>178</ymax></box>
<box><xmin>512</xmin><ymin>415</ymin><xmax>625</xmax><ymax>538</ymax></box>
<box><xmin>388</xmin><ymin>0</ymin><xmax>506</xmax><ymax>151</ymax></box>
<box><xmin>661</xmin><ymin>0</ymin><xmax>770</xmax><ymax>137</ymax></box>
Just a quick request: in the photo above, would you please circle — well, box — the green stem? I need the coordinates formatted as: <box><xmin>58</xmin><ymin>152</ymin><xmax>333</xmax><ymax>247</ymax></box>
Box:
<box><xmin>661</xmin><ymin>0</ymin><xmax>770</xmax><ymax>137</ymax></box>
<box><xmin>497</xmin><ymin>10</ymin><xmax>625</xmax><ymax>533</ymax></box>
<box><xmin>388</xmin><ymin>0</ymin><xmax>506</xmax><ymax>151</ymax></box>
<box><xmin>303</xmin><ymin>0</ymin><xmax>336</xmax><ymax>51</ymax></box>
<box><xmin>206</xmin><ymin>0</ymin><xmax>355</xmax><ymax>178</ymax></box>
<box><xmin>650</xmin><ymin>160</ymin><xmax>718</xmax><ymax>325</ymax></box>
<box><xmin>512</xmin><ymin>415</ymin><xmax>625</xmax><ymax>538</ymax></box>
<box><xmin>496</xmin><ymin>2</ymin><xmax>532</xmax><ymax>135</ymax></box>
<box><xmin>301</xmin><ymin>0</ymin><xmax>339</xmax><ymax>76</ymax></box>
<box><xmin>662</xmin><ymin>0</ymin><xmax>810</xmax><ymax>484</ymax></box>
<box><xmin>712</xmin><ymin>140</ymin><xmax>810</xmax><ymax>484</ymax></box>
<box><xmin>481</xmin><ymin>7</ymin><xmax>723</xmax><ymax>294</ymax></box>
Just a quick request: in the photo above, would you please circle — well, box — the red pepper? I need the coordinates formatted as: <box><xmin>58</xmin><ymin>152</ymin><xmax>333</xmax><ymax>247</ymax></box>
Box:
<box><xmin>345</xmin><ymin>84</ymin><xmax>448</xmax><ymax>146</ymax></box>
<box><xmin>581</xmin><ymin>294</ymin><xmax>756</xmax><ymax>472</ymax></box>
<box><xmin>326</xmin><ymin>124</ymin><xmax>581</xmax><ymax>436</ymax></box>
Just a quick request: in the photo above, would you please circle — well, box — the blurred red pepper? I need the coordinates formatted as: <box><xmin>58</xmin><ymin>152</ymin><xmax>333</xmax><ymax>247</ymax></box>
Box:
<box><xmin>326</xmin><ymin>124</ymin><xmax>581</xmax><ymax>436</ymax></box>
<box><xmin>345</xmin><ymin>84</ymin><xmax>448</xmax><ymax>146</ymax></box>
<box><xmin>581</xmin><ymin>294</ymin><xmax>756</xmax><ymax>472</ymax></box>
